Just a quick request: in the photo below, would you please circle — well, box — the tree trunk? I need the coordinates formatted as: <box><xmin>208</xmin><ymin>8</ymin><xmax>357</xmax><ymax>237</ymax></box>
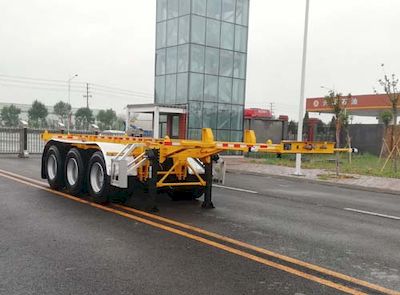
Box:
<box><xmin>393</xmin><ymin>107</ymin><xmax>397</xmax><ymax>173</ymax></box>
<box><xmin>335</xmin><ymin>120</ymin><xmax>341</xmax><ymax>177</ymax></box>
<box><xmin>347</xmin><ymin>133</ymin><xmax>352</xmax><ymax>164</ymax></box>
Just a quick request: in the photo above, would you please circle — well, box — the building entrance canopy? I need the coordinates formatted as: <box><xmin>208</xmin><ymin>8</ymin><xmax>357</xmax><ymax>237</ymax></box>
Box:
<box><xmin>306</xmin><ymin>94</ymin><xmax>397</xmax><ymax>117</ymax></box>
<box><xmin>126</xmin><ymin>104</ymin><xmax>186</xmax><ymax>138</ymax></box>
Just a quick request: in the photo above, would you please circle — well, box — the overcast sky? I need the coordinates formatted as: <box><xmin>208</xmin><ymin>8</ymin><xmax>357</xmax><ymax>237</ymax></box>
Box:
<box><xmin>1</xmin><ymin>0</ymin><xmax>400</xmax><ymax>122</ymax></box>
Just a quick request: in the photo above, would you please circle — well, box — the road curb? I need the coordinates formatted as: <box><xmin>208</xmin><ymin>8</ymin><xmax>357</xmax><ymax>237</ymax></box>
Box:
<box><xmin>226</xmin><ymin>169</ymin><xmax>400</xmax><ymax>197</ymax></box>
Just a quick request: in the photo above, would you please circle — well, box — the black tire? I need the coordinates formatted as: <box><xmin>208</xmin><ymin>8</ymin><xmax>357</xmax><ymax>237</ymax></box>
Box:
<box><xmin>87</xmin><ymin>151</ymin><xmax>110</xmax><ymax>204</ymax></box>
<box><xmin>64</xmin><ymin>148</ymin><xmax>86</xmax><ymax>195</ymax></box>
<box><xmin>168</xmin><ymin>187</ymin><xmax>205</xmax><ymax>201</ymax></box>
<box><xmin>45</xmin><ymin>145</ymin><xmax>65</xmax><ymax>190</ymax></box>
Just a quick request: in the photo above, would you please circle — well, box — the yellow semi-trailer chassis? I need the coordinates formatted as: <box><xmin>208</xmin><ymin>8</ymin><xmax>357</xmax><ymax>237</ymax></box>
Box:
<box><xmin>41</xmin><ymin>128</ymin><xmax>352</xmax><ymax>211</ymax></box>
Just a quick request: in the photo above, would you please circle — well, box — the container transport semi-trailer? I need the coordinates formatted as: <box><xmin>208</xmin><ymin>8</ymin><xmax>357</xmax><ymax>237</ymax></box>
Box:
<box><xmin>40</xmin><ymin>128</ymin><xmax>353</xmax><ymax>210</ymax></box>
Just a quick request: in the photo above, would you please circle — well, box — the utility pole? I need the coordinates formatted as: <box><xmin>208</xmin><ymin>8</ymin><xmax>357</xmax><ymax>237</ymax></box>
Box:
<box><xmin>83</xmin><ymin>83</ymin><xmax>92</xmax><ymax>109</ymax></box>
<box><xmin>269</xmin><ymin>102</ymin><xmax>275</xmax><ymax>118</ymax></box>
<box><xmin>295</xmin><ymin>0</ymin><xmax>310</xmax><ymax>176</ymax></box>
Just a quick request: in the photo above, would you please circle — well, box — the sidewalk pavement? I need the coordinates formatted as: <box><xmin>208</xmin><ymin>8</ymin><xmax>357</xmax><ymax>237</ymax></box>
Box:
<box><xmin>223</xmin><ymin>156</ymin><xmax>400</xmax><ymax>195</ymax></box>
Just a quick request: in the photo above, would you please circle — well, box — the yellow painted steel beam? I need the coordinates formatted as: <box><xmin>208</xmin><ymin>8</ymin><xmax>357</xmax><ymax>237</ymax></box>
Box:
<box><xmin>41</xmin><ymin>128</ymin><xmax>350</xmax><ymax>157</ymax></box>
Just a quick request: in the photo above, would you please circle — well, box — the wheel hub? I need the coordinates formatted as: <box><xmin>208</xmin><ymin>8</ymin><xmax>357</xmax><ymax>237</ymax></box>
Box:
<box><xmin>90</xmin><ymin>162</ymin><xmax>104</xmax><ymax>193</ymax></box>
<box><xmin>66</xmin><ymin>158</ymin><xmax>79</xmax><ymax>186</ymax></box>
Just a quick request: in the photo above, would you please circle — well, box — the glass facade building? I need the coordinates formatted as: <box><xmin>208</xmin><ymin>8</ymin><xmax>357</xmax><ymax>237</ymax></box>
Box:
<box><xmin>155</xmin><ymin>0</ymin><xmax>249</xmax><ymax>141</ymax></box>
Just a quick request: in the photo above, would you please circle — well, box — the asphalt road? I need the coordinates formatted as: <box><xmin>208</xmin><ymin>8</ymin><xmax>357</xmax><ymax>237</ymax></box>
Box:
<box><xmin>0</xmin><ymin>155</ymin><xmax>399</xmax><ymax>294</ymax></box>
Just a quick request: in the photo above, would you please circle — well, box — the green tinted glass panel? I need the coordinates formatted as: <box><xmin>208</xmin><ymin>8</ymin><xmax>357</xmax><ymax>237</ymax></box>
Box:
<box><xmin>232</xmin><ymin>78</ymin><xmax>245</xmax><ymax>104</ymax></box>
<box><xmin>190</xmin><ymin>44</ymin><xmax>205</xmax><ymax>73</ymax></box>
<box><xmin>205</xmin><ymin>47</ymin><xmax>219</xmax><ymax>75</ymax></box>
<box><xmin>155</xmin><ymin>75</ymin><xmax>165</xmax><ymax>103</ymax></box>
<box><xmin>231</xmin><ymin>130</ymin><xmax>243</xmax><ymax>142</ymax></box>
<box><xmin>156</xmin><ymin>49</ymin><xmax>166</xmax><ymax>75</ymax></box>
<box><xmin>179</xmin><ymin>0</ymin><xmax>190</xmax><ymax>15</ymax></box>
<box><xmin>231</xmin><ymin>104</ymin><xmax>243</xmax><ymax>130</ymax></box>
<box><xmin>207</xmin><ymin>0</ymin><xmax>221</xmax><ymax>19</ymax></box>
<box><xmin>218</xmin><ymin>77</ymin><xmax>232</xmax><ymax>103</ymax></box>
<box><xmin>233</xmin><ymin>52</ymin><xmax>246</xmax><ymax>78</ymax></box>
<box><xmin>178</xmin><ymin>16</ymin><xmax>190</xmax><ymax>44</ymax></box>
<box><xmin>188</xmin><ymin>101</ymin><xmax>203</xmax><ymax>128</ymax></box>
<box><xmin>189</xmin><ymin>73</ymin><xmax>204</xmax><ymax>100</ymax></box>
<box><xmin>204</xmin><ymin>75</ymin><xmax>218</xmax><ymax>101</ymax></box>
<box><xmin>235</xmin><ymin>0</ymin><xmax>249</xmax><ymax>26</ymax></box>
<box><xmin>220</xmin><ymin>22</ymin><xmax>234</xmax><ymax>50</ymax></box>
<box><xmin>166</xmin><ymin>47</ymin><xmax>177</xmax><ymax>74</ymax></box>
<box><xmin>167</xmin><ymin>19</ymin><xmax>178</xmax><ymax>46</ymax></box>
<box><xmin>206</xmin><ymin>19</ymin><xmax>220</xmax><ymax>47</ymax></box>
<box><xmin>157</xmin><ymin>0</ymin><xmax>167</xmax><ymax>21</ymax></box>
<box><xmin>191</xmin><ymin>15</ymin><xmax>206</xmax><ymax>44</ymax></box>
<box><xmin>165</xmin><ymin>74</ymin><xmax>177</xmax><ymax>104</ymax></box>
<box><xmin>219</xmin><ymin>50</ymin><xmax>233</xmax><ymax>76</ymax></box>
<box><xmin>188</xmin><ymin>128</ymin><xmax>202</xmax><ymax>139</ymax></box>
<box><xmin>217</xmin><ymin>104</ymin><xmax>231</xmax><ymax>129</ymax></box>
<box><xmin>156</xmin><ymin>21</ymin><xmax>166</xmax><ymax>49</ymax></box>
<box><xmin>203</xmin><ymin>102</ymin><xmax>218</xmax><ymax>129</ymax></box>
<box><xmin>176</xmin><ymin>73</ymin><xmax>188</xmax><ymax>103</ymax></box>
<box><xmin>235</xmin><ymin>25</ymin><xmax>247</xmax><ymax>52</ymax></box>
<box><xmin>177</xmin><ymin>44</ymin><xmax>189</xmax><ymax>72</ymax></box>
<box><xmin>221</xmin><ymin>0</ymin><xmax>235</xmax><ymax>22</ymax></box>
<box><xmin>167</xmin><ymin>0</ymin><xmax>179</xmax><ymax>19</ymax></box>
<box><xmin>192</xmin><ymin>0</ymin><xmax>206</xmax><ymax>15</ymax></box>
<box><xmin>216</xmin><ymin>129</ymin><xmax>230</xmax><ymax>141</ymax></box>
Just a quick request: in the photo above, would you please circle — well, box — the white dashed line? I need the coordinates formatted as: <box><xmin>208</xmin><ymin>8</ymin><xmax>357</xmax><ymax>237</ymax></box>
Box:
<box><xmin>344</xmin><ymin>208</ymin><xmax>400</xmax><ymax>220</ymax></box>
<box><xmin>214</xmin><ymin>184</ymin><xmax>258</xmax><ymax>194</ymax></box>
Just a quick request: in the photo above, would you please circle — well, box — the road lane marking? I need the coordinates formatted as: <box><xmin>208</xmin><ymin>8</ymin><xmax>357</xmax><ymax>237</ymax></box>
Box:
<box><xmin>214</xmin><ymin>184</ymin><xmax>258</xmax><ymax>194</ymax></box>
<box><xmin>0</xmin><ymin>168</ymin><xmax>48</xmax><ymax>186</ymax></box>
<box><xmin>0</xmin><ymin>170</ymin><xmax>398</xmax><ymax>295</ymax></box>
<box><xmin>344</xmin><ymin>208</ymin><xmax>400</xmax><ymax>221</ymax></box>
<box><xmin>115</xmin><ymin>205</ymin><xmax>399</xmax><ymax>295</ymax></box>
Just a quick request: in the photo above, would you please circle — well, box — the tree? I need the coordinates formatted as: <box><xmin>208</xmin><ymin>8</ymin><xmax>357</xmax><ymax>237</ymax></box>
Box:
<box><xmin>324</xmin><ymin>91</ymin><xmax>351</xmax><ymax>176</ymax></box>
<box><xmin>53</xmin><ymin>101</ymin><xmax>71</xmax><ymax>125</ymax></box>
<box><xmin>28</xmin><ymin>100</ymin><xmax>48</xmax><ymax>128</ymax></box>
<box><xmin>288</xmin><ymin>120</ymin><xmax>297</xmax><ymax>138</ymax></box>
<box><xmin>339</xmin><ymin>111</ymin><xmax>351</xmax><ymax>163</ymax></box>
<box><xmin>112</xmin><ymin>116</ymin><xmax>126</xmax><ymax>131</ymax></box>
<box><xmin>379</xmin><ymin>110</ymin><xmax>393</xmax><ymax>158</ymax></box>
<box><xmin>378</xmin><ymin>69</ymin><xmax>400</xmax><ymax>172</ymax></box>
<box><xmin>75</xmin><ymin>107</ymin><xmax>94</xmax><ymax>130</ymax></box>
<box><xmin>302</xmin><ymin>111</ymin><xmax>310</xmax><ymax>137</ymax></box>
<box><xmin>96</xmin><ymin>109</ymin><xmax>117</xmax><ymax>130</ymax></box>
<box><xmin>0</xmin><ymin>104</ymin><xmax>21</xmax><ymax>127</ymax></box>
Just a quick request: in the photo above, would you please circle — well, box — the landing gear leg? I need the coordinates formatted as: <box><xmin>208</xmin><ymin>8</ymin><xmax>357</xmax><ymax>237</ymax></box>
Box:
<box><xmin>147</xmin><ymin>148</ymin><xmax>159</xmax><ymax>212</ymax></box>
<box><xmin>202</xmin><ymin>159</ymin><xmax>215</xmax><ymax>209</ymax></box>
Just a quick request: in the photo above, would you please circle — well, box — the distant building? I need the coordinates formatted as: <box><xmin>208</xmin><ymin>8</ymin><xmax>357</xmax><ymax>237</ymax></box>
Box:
<box><xmin>307</xmin><ymin>93</ymin><xmax>399</xmax><ymax>121</ymax></box>
<box><xmin>244</xmin><ymin>107</ymin><xmax>288</xmax><ymax>143</ymax></box>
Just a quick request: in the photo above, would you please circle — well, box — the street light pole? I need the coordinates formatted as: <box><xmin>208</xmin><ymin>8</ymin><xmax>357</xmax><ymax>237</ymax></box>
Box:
<box><xmin>294</xmin><ymin>0</ymin><xmax>310</xmax><ymax>176</ymax></box>
<box><xmin>67</xmin><ymin>74</ymin><xmax>78</xmax><ymax>133</ymax></box>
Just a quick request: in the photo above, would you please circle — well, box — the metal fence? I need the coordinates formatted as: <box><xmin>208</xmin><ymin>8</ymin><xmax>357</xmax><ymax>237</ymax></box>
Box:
<box><xmin>0</xmin><ymin>128</ymin><xmax>96</xmax><ymax>155</ymax></box>
<box><xmin>0</xmin><ymin>127</ymin><xmax>20</xmax><ymax>154</ymax></box>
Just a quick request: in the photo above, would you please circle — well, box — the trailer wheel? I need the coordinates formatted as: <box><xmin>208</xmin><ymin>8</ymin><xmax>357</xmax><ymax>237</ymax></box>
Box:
<box><xmin>168</xmin><ymin>187</ymin><xmax>205</xmax><ymax>201</ymax></box>
<box><xmin>87</xmin><ymin>151</ymin><xmax>109</xmax><ymax>204</ymax></box>
<box><xmin>65</xmin><ymin>148</ymin><xmax>86</xmax><ymax>195</ymax></box>
<box><xmin>45</xmin><ymin>145</ymin><xmax>65</xmax><ymax>190</ymax></box>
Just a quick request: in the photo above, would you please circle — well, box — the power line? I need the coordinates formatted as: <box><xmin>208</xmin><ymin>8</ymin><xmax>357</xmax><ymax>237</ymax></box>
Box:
<box><xmin>0</xmin><ymin>77</ymin><xmax>85</xmax><ymax>90</ymax></box>
<box><xmin>91</xmin><ymin>83</ymin><xmax>153</xmax><ymax>97</ymax></box>
<box><xmin>0</xmin><ymin>74</ymin><xmax>153</xmax><ymax>97</ymax></box>
<box><xmin>0</xmin><ymin>82</ymin><xmax>85</xmax><ymax>94</ymax></box>
<box><xmin>0</xmin><ymin>74</ymin><xmax>86</xmax><ymax>86</ymax></box>
<box><xmin>0</xmin><ymin>73</ymin><xmax>153</xmax><ymax>98</ymax></box>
